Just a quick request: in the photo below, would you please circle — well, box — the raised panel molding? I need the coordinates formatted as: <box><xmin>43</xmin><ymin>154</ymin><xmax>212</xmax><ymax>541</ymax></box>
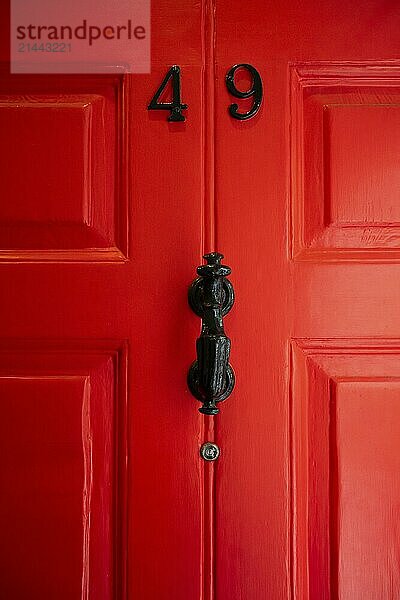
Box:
<box><xmin>290</xmin><ymin>62</ymin><xmax>400</xmax><ymax>262</ymax></box>
<box><xmin>290</xmin><ymin>338</ymin><xmax>400</xmax><ymax>599</ymax></box>
<box><xmin>0</xmin><ymin>73</ymin><xmax>129</xmax><ymax>262</ymax></box>
<box><xmin>0</xmin><ymin>340</ymin><xmax>128</xmax><ymax>598</ymax></box>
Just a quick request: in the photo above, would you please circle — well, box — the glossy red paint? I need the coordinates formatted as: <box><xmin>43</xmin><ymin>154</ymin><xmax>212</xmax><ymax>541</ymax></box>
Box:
<box><xmin>0</xmin><ymin>1</ymin><xmax>203</xmax><ymax>598</ymax></box>
<box><xmin>215</xmin><ymin>1</ymin><xmax>400</xmax><ymax>598</ymax></box>
<box><xmin>0</xmin><ymin>1</ymin><xmax>399</xmax><ymax>599</ymax></box>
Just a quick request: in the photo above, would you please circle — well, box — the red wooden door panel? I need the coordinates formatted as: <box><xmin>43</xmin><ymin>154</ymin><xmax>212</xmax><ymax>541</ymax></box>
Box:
<box><xmin>1</xmin><ymin>1</ymin><xmax>400</xmax><ymax>599</ymax></box>
<box><xmin>214</xmin><ymin>0</ymin><xmax>400</xmax><ymax>598</ymax></box>
<box><xmin>0</xmin><ymin>1</ymin><xmax>204</xmax><ymax>598</ymax></box>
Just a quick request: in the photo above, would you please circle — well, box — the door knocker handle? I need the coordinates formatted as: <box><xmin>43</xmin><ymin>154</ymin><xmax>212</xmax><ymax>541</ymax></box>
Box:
<box><xmin>188</xmin><ymin>252</ymin><xmax>235</xmax><ymax>415</ymax></box>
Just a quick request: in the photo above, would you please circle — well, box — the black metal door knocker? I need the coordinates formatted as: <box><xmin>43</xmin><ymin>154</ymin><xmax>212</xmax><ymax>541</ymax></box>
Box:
<box><xmin>188</xmin><ymin>252</ymin><xmax>235</xmax><ymax>415</ymax></box>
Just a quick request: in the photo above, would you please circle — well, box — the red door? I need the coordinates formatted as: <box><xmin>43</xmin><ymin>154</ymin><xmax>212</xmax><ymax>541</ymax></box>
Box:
<box><xmin>1</xmin><ymin>1</ymin><xmax>399</xmax><ymax>599</ymax></box>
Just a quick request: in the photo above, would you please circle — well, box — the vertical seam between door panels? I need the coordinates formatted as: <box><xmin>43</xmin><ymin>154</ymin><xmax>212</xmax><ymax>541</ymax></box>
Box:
<box><xmin>200</xmin><ymin>2</ymin><xmax>217</xmax><ymax>600</ymax></box>
<box><xmin>201</xmin><ymin>0</ymin><xmax>217</xmax><ymax>255</ymax></box>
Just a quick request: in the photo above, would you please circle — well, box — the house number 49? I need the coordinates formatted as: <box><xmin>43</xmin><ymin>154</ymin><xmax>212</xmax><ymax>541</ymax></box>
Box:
<box><xmin>148</xmin><ymin>64</ymin><xmax>263</xmax><ymax>122</ymax></box>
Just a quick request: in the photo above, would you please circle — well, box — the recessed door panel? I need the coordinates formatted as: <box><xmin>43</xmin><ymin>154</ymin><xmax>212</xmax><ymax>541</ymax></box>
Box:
<box><xmin>0</xmin><ymin>346</ymin><xmax>124</xmax><ymax>600</ymax></box>
<box><xmin>0</xmin><ymin>74</ymin><xmax>127</xmax><ymax>261</ymax></box>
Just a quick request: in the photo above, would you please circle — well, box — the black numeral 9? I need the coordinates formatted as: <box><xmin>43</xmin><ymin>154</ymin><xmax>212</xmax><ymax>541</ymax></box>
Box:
<box><xmin>226</xmin><ymin>63</ymin><xmax>263</xmax><ymax>121</ymax></box>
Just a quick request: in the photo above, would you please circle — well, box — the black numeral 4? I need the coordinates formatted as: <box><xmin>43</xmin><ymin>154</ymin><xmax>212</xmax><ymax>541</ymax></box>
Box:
<box><xmin>148</xmin><ymin>65</ymin><xmax>188</xmax><ymax>122</ymax></box>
